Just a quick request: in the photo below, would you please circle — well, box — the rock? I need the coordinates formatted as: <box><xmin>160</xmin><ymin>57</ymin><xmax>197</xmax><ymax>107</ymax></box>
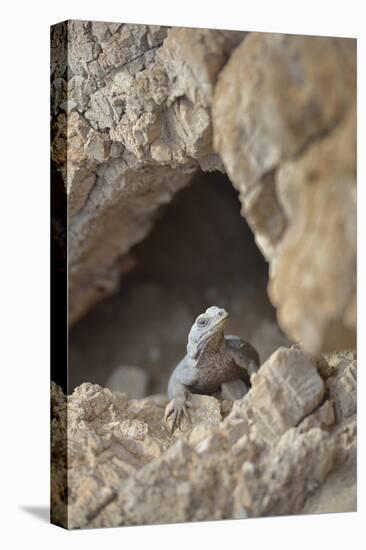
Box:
<box><xmin>327</xmin><ymin>359</ymin><xmax>357</xmax><ymax>421</ymax></box>
<box><xmin>51</xmin><ymin>23</ymin><xmax>357</xmax><ymax>524</ymax></box>
<box><xmin>234</xmin><ymin>427</ymin><xmax>336</xmax><ymax>518</ymax></box>
<box><xmin>51</xmin><ymin>21</ymin><xmax>245</xmax><ymax>323</ymax></box>
<box><xmin>116</xmin><ymin>440</ymin><xmax>199</xmax><ymax>526</ymax></box>
<box><xmin>50</xmin><ymin>382</ymin><xmax>68</xmax><ymax>527</ymax></box>
<box><xmin>52</xmin><ymin>24</ymin><xmax>356</xmax><ymax>357</ymax></box>
<box><xmin>51</xmin><ymin>348</ymin><xmax>356</xmax><ymax>528</ymax></box>
<box><xmin>298</xmin><ymin>400</ymin><xmax>335</xmax><ymax>433</ymax></box>
<box><xmin>313</xmin><ymin>353</ymin><xmax>334</xmax><ymax>380</ymax></box>
<box><xmin>169</xmin><ymin>394</ymin><xmax>222</xmax><ymax>436</ymax></box>
<box><xmin>222</xmin><ymin>418</ymin><xmax>250</xmax><ymax>446</ymax></box>
<box><xmin>213</xmin><ymin>34</ymin><xmax>355</xmax><ymax>194</ymax></box>
<box><xmin>227</xmin><ymin>346</ymin><xmax>325</xmax><ymax>445</ymax></box>
<box><xmin>194</xmin><ymin>432</ymin><xmax>225</xmax><ymax>455</ymax></box>
<box><xmin>105</xmin><ymin>365</ymin><xmax>150</xmax><ymax>399</ymax></box>
<box><xmin>269</xmin><ymin>105</ymin><xmax>356</xmax><ymax>354</ymax></box>
<box><xmin>69</xmin><ymin>382</ymin><xmax>118</xmax><ymax>421</ymax></box>
<box><xmin>212</xmin><ymin>33</ymin><xmax>356</xmax><ymax>353</ymax></box>
<box><xmin>104</xmin><ymin>438</ymin><xmax>233</xmax><ymax>527</ymax></box>
<box><xmin>326</xmin><ymin>350</ymin><xmax>356</xmax><ymax>370</ymax></box>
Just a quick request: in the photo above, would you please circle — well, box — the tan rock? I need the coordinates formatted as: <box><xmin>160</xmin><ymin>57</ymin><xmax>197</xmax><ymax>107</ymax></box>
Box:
<box><xmin>298</xmin><ymin>400</ymin><xmax>335</xmax><ymax>433</ymax></box>
<box><xmin>52</xmin><ymin>22</ymin><xmax>245</xmax><ymax>323</ymax></box>
<box><xmin>212</xmin><ymin>33</ymin><xmax>356</xmax><ymax>353</ymax></box>
<box><xmin>269</xmin><ymin>105</ymin><xmax>356</xmax><ymax>353</ymax></box>
<box><xmin>227</xmin><ymin>346</ymin><xmax>325</xmax><ymax>444</ymax></box>
<box><xmin>234</xmin><ymin>427</ymin><xmax>336</xmax><ymax>518</ymax></box>
<box><xmin>171</xmin><ymin>394</ymin><xmax>222</xmax><ymax>436</ymax></box>
<box><xmin>51</xmin><ymin>24</ymin><xmax>358</xmax><ymax>527</ymax></box>
<box><xmin>328</xmin><ymin>359</ymin><xmax>357</xmax><ymax>421</ymax></box>
<box><xmin>51</xmin><ymin>348</ymin><xmax>356</xmax><ymax>528</ymax></box>
<box><xmin>53</xmin><ymin>25</ymin><xmax>356</xmax><ymax>354</ymax></box>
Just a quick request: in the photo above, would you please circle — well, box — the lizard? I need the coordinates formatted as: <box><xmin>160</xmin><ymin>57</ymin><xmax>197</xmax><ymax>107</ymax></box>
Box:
<box><xmin>165</xmin><ymin>306</ymin><xmax>260</xmax><ymax>433</ymax></box>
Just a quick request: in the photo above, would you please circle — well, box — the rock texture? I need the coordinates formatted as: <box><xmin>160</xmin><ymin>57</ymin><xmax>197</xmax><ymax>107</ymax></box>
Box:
<box><xmin>51</xmin><ymin>346</ymin><xmax>356</xmax><ymax>528</ymax></box>
<box><xmin>52</xmin><ymin>24</ymin><xmax>356</xmax><ymax>354</ymax></box>
<box><xmin>51</xmin><ymin>21</ymin><xmax>244</xmax><ymax>323</ymax></box>
<box><xmin>213</xmin><ymin>33</ymin><xmax>356</xmax><ymax>353</ymax></box>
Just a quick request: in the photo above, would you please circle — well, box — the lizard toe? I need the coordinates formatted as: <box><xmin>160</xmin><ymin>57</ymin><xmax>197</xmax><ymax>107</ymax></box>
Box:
<box><xmin>164</xmin><ymin>401</ymin><xmax>175</xmax><ymax>422</ymax></box>
<box><xmin>165</xmin><ymin>398</ymin><xmax>192</xmax><ymax>434</ymax></box>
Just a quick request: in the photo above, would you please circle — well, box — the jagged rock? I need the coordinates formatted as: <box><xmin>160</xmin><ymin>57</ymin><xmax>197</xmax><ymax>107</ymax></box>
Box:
<box><xmin>327</xmin><ymin>358</ymin><xmax>357</xmax><ymax>421</ymax></box>
<box><xmin>270</xmin><ymin>105</ymin><xmax>356</xmax><ymax>354</ymax></box>
<box><xmin>51</xmin><ymin>22</ymin><xmax>245</xmax><ymax>323</ymax></box>
<box><xmin>213</xmin><ymin>34</ymin><xmax>355</xmax><ymax>195</ymax></box>
<box><xmin>326</xmin><ymin>349</ymin><xmax>356</xmax><ymax>370</ymax></box>
<box><xmin>298</xmin><ymin>400</ymin><xmax>335</xmax><ymax>433</ymax></box>
<box><xmin>227</xmin><ymin>346</ymin><xmax>325</xmax><ymax>445</ymax></box>
<box><xmin>50</xmin><ymin>382</ymin><xmax>68</xmax><ymax>527</ymax></box>
<box><xmin>51</xmin><ymin>24</ymin><xmax>357</xmax><ymax>528</ymax></box>
<box><xmin>212</xmin><ymin>33</ymin><xmax>356</xmax><ymax>353</ymax></box>
<box><xmin>170</xmin><ymin>394</ymin><xmax>222</xmax><ymax>436</ymax></box>
<box><xmin>52</xmin><ymin>25</ymin><xmax>356</xmax><ymax>357</ymax></box>
<box><xmin>105</xmin><ymin>365</ymin><xmax>150</xmax><ymax>398</ymax></box>
<box><xmin>234</xmin><ymin>427</ymin><xmax>336</xmax><ymax>518</ymax></box>
<box><xmin>301</xmin><ymin>414</ymin><xmax>357</xmax><ymax>515</ymax></box>
<box><xmin>51</xmin><ymin>348</ymin><xmax>356</xmax><ymax>528</ymax></box>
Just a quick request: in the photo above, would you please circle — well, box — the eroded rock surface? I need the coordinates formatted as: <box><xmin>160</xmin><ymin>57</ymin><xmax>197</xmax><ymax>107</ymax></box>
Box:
<box><xmin>52</xmin><ymin>24</ymin><xmax>356</xmax><ymax>355</ymax></box>
<box><xmin>51</xmin><ymin>346</ymin><xmax>356</xmax><ymax>528</ymax></box>
<box><xmin>213</xmin><ymin>33</ymin><xmax>356</xmax><ymax>353</ymax></box>
<box><xmin>51</xmin><ymin>21</ymin><xmax>245</xmax><ymax>323</ymax></box>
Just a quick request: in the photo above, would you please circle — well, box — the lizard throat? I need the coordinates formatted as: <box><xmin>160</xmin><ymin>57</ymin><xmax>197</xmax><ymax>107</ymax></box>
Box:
<box><xmin>187</xmin><ymin>330</ymin><xmax>225</xmax><ymax>360</ymax></box>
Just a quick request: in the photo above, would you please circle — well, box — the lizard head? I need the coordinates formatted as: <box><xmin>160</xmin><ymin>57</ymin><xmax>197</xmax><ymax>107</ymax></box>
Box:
<box><xmin>187</xmin><ymin>306</ymin><xmax>229</xmax><ymax>359</ymax></box>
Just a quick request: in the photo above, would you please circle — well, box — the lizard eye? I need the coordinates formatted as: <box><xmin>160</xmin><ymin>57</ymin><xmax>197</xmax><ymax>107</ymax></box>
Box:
<box><xmin>197</xmin><ymin>317</ymin><xmax>207</xmax><ymax>327</ymax></box>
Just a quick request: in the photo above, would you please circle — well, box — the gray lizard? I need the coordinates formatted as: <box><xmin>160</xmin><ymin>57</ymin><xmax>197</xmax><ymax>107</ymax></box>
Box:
<box><xmin>165</xmin><ymin>306</ymin><xmax>260</xmax><ymax>433</ymax></box>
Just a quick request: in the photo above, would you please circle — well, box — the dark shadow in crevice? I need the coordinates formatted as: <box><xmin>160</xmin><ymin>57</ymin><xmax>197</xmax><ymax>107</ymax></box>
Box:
<box><xmin>69</xmin><ymin>171</ymin><xmax>289</xmax><ymax>394</ymax></box>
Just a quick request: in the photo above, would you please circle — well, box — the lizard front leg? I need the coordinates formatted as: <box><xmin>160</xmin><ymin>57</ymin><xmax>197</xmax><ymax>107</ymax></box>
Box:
<box><xmin>165</xmin><ymin>360</ymin><xmax>199</xmax><ymax>434</ymax></box>
<box><xmin>164</xmin><ymin>390</ymin><xmax>192</xmax><ymax>434</ymax></box>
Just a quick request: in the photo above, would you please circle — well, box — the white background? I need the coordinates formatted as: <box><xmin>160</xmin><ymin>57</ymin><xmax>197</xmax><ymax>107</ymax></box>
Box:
<box><xmin>0</xmin><ymin>0</ymin><xmax>364</xmax><ymax>548</ymax></box>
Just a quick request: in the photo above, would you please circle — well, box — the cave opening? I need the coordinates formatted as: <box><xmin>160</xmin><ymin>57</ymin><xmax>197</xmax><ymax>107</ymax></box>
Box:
<box><xmin>69</xmin><ymin>171</ymin><xmax>289</xmax><ymax>394</ymax></box>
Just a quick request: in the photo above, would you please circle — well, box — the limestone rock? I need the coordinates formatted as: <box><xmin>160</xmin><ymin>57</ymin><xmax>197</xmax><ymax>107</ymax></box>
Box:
<box><xmin>168</xmin><ymin>394</ymin><xmax>222</xmax><ymax>436</ymax></box>
<box><xmin>298</xmin><ymin>400</ymin><xmax>335</xmax><ymax>433</ymax></box>
<box><xmin>234</xmin><ymin>427</ymin><xmax>336</xmax><ymax>518</ymax></box>
<box><xmin>50</xmin><ymin>382</ymin><xmax>68</xmax><ymax>527</ymax></box>
<box><xmin>327</xmin><ymin>358</ymin><xmax>357</xmax><ymax>421</ymax></box>
<box><xmin>51</xmin><ymin>25</ymin><xmax>357</xmax><ymax>526</ymax></box>
<box><xmin>51</xmin><ymin>22</ymin><xmax>245</xmax><ymax>323</ymax></box>
<box><xmin>227</xmin><ymin>346</ymin><xmax>325</xmax><ymax>445</ymax></box>
<box><xmin>51</xmin><ymin>347</ymin><xmax>356</xmax><ymax>528</ymax></box>
<box><xmin>270</xmin><ymin>106</ymin><xmax>356</xmax><ymax>353</ymax></box>
<box><xmin>212</xmin><ymin>33</ymin><xmax>356</xmax><ymax>353</ymax></box>
<box><xmin>52</xmin><ymin>25</ymin><xmax>356</xmax><ymax>356</ymax></box>
<box><xmin>213</xmin><ymin>34</ymin><xmax>355</xmax><ymax>194</ymax></box>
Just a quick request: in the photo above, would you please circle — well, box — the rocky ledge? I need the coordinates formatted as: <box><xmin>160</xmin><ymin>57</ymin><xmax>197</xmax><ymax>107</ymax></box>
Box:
<box><xmin>51</xmin><ymin>346</ymin><xmax>356</xmax><ymax>528</ymax></box>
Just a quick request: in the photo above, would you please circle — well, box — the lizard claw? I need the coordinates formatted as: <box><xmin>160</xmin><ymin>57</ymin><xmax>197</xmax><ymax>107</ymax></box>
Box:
<box><xmin>164</xmin><ymin>397</ymin><xmax>192</xmax><ymax>434</ymax></box>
